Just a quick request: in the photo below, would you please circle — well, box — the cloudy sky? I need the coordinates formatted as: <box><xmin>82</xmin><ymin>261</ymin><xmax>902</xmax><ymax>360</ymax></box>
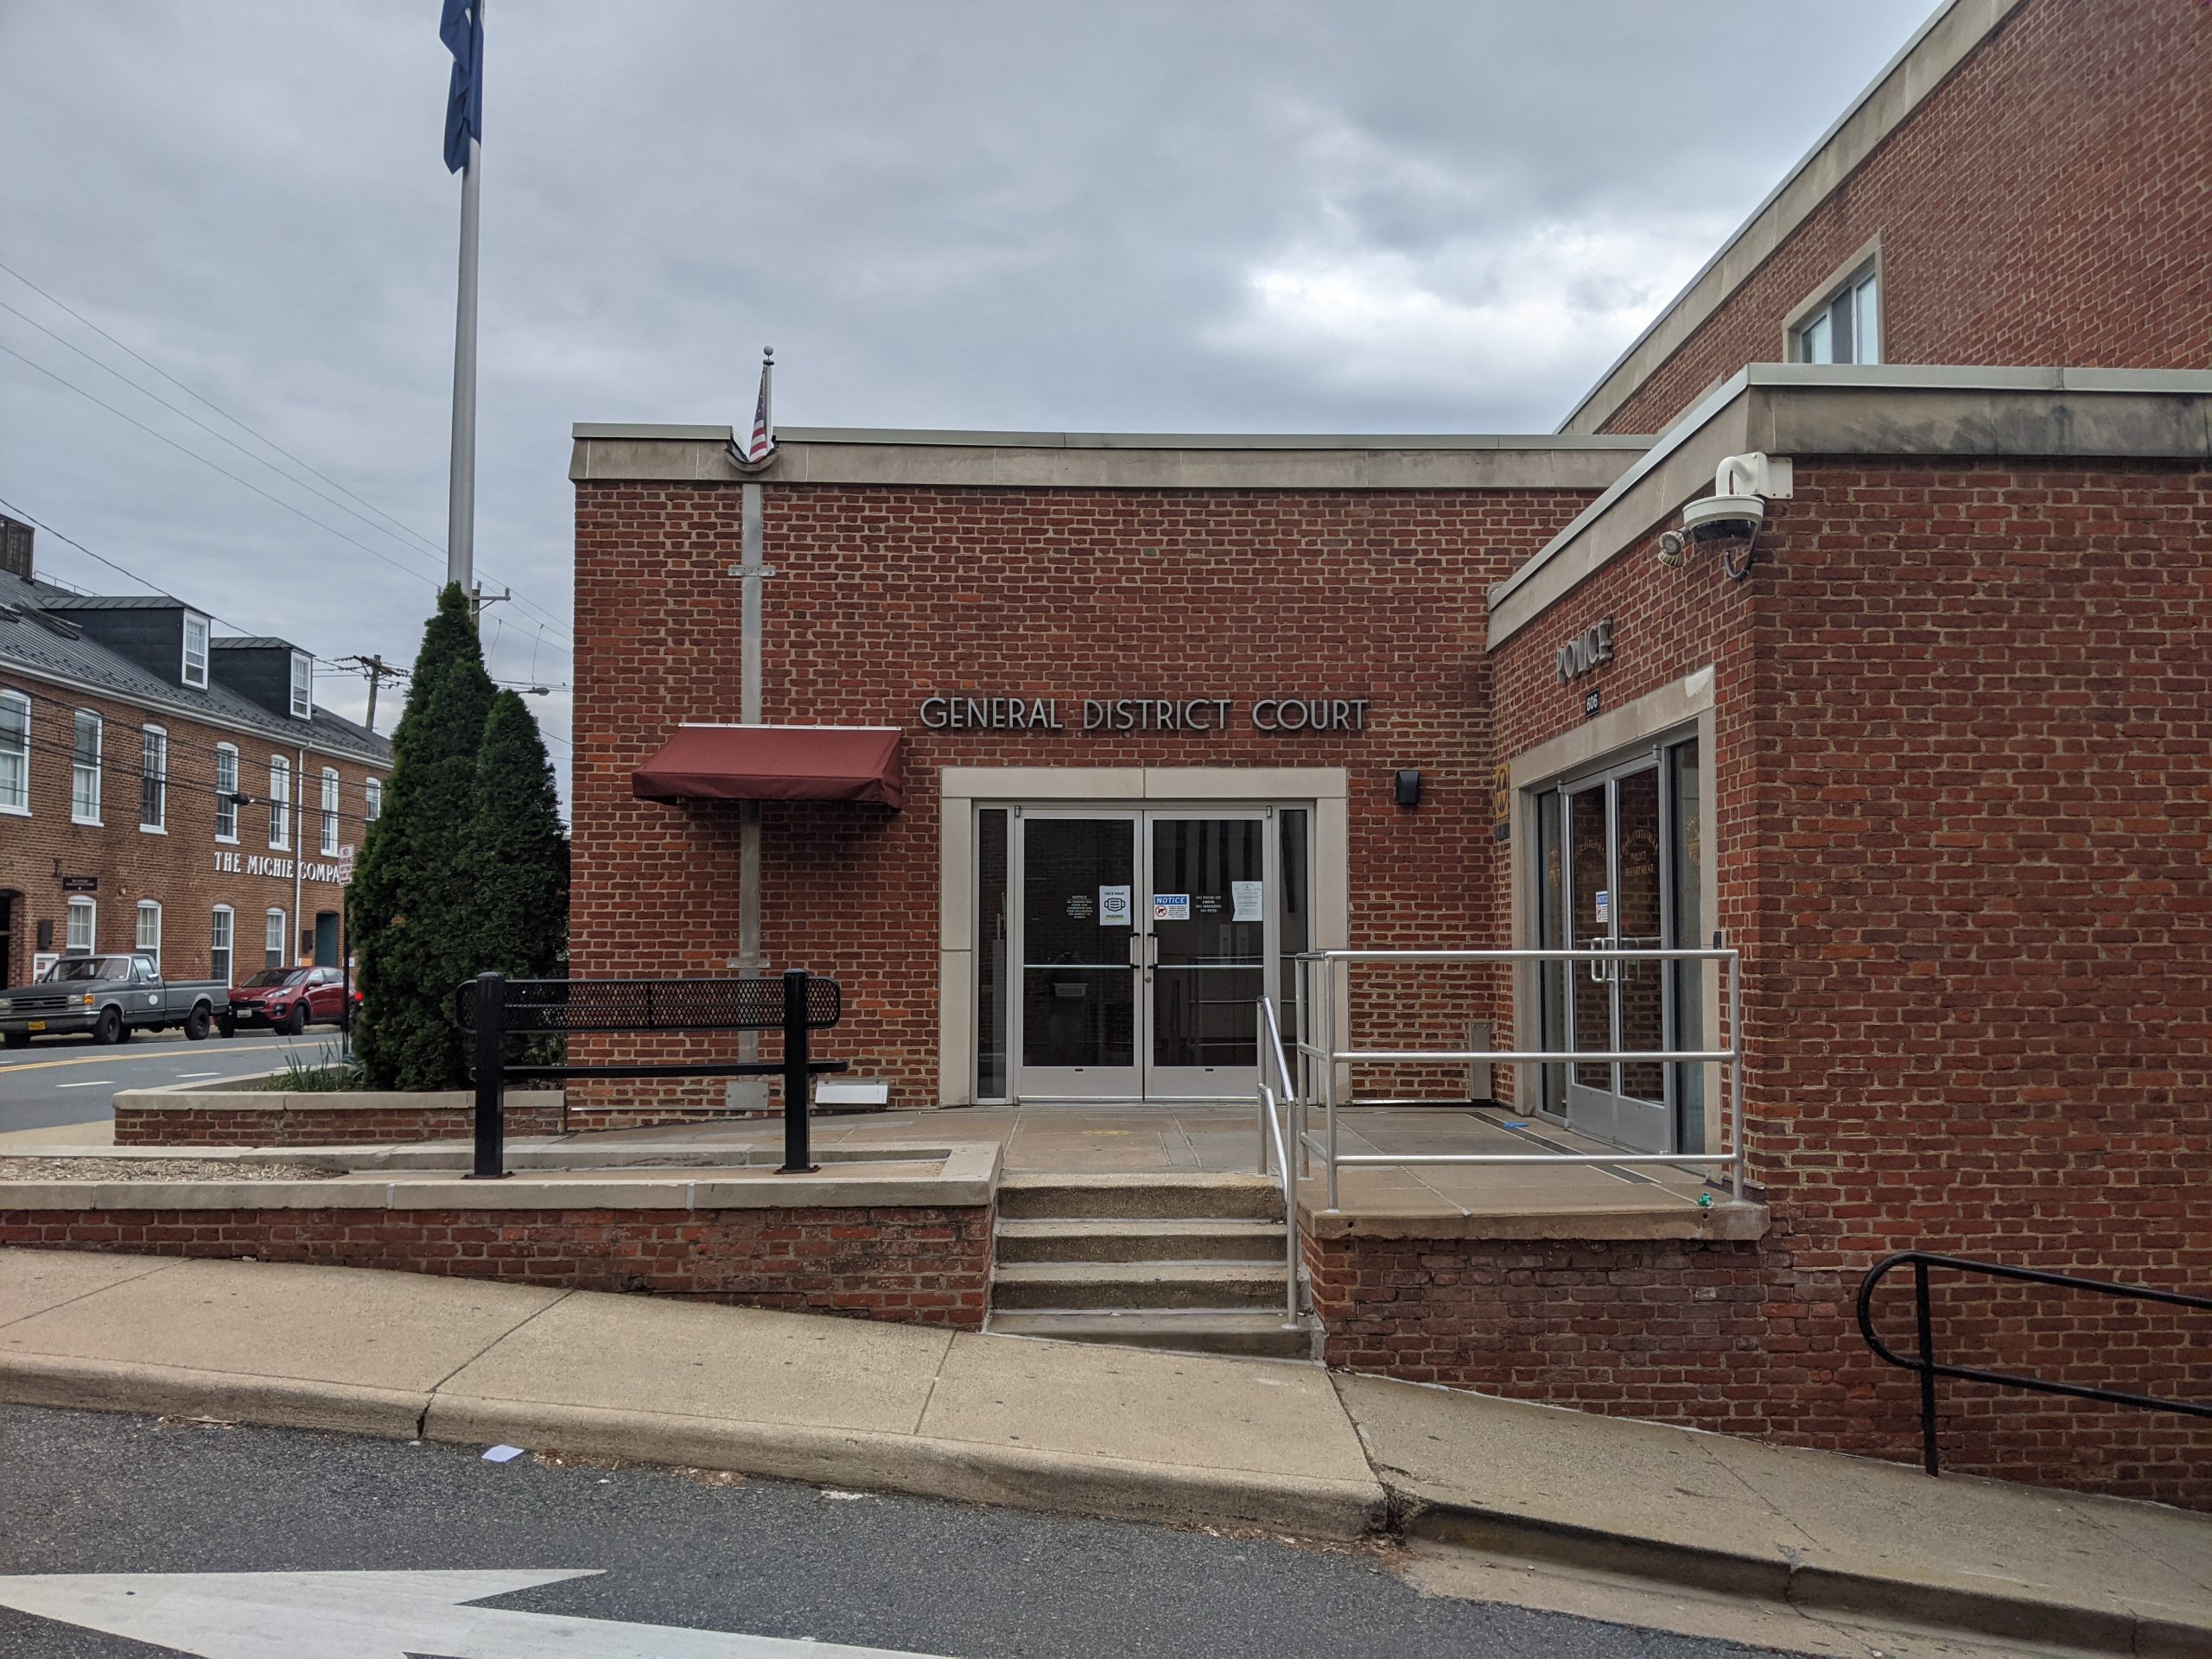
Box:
<box><xmin>1</xmin><ymin>0</ymin><xmax>1934</xmax><ymax>802</ymax></box>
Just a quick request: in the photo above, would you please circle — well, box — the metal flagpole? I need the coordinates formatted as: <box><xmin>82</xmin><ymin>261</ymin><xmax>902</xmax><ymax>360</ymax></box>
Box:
<box><xmin>448</xmin><ymin>129</ymin><xmax>480</xmax><ymax>594</ymax></box>
<box><xmin>734</xmin><ymin>351</ymin><xmax>773</xmax><ymax>1104</ymax></box>
<box><xmin>442</xmin><ymin>0</ymin><xmax>485</xmax><ymax>598</ymax></box>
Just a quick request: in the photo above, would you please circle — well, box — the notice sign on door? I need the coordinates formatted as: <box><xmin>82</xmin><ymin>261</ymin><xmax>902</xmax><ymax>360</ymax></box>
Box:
<box><xmin>1231</xmin><ymin>880</ymin><xmax>1264</xmax><ymax>922</ymax></box>
<box><xmin>1594</xmin><ymin>889</ymin><xmax>1611</xmax><ymax>925</ymax></box>
<box><xmin>1098</xmin><ymin>885</ymin><xmax>1132</xmax><ymax>926</ymax></box>
<box><xmin>1153</xmin><ymin>893</ymin><xmax>1191</xmax><ymax>922</ymax></box>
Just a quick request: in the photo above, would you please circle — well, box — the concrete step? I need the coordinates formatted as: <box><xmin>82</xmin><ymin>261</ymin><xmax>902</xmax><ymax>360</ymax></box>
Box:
<box><xmin>986</xmin><ymin>1307</ymin><xmax>1316</xmax><ymax>1360</ymax></box>
<box><xmin>995</xmin><ymin>1217</ymin><xmax>1287</xmax><ymax>1264</ymax></box>
<box><xmin>996</xmin><ymin>1173</ymin><xmax>1284</xmax><ymax>1222</ymax></box>
<box><xmin>990</xmin><ymin>1261</ymin><xmax>1288</xmax><ymax>1312</ymax></box>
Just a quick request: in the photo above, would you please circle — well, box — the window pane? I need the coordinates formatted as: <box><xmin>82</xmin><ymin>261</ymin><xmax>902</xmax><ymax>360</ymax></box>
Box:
<box><xmin>976</xmin><ymin>809</ymin><xmax>1009</xmax><ymax>1099</ymax></box>
<box><xmin>1276</xmin><ymin>808</ymin><xmax>1309</xmax><ymax>1050</ymax></box>
<box><xmin>211</xmin><ymin>909</ymin><xmax>232</xmax><ymax>984</ymax></box>
<box><xmin>365</xmin><ymin>779</ymin><xmax>382</xmax><ymax>823</ymax></box>
<box><xmin>215</xmin><ymin>747</ymin><xmax>238</xmax><ymax>839</ymax></box>
<box><xmin>140</xmin><ymin>728</ymin><xmax>166</xmax><ymax>830</ymax></box>
<box><xmin>1669</xmin><ymin>740</ymin><xmax>1707</xmax><ymax>1150</ymax></box>
<box><xmin>265</xmin><ymin>909</ymin><xmax>286</xmax><ymax>970</ymax></box>
<box><xmin>136</xmin><ymin>902</ymin><xmax>161</xmax><ymax>966</ymax></box>
<box><xmin>1855</xmin><ymin>274</ymin><xmax>1880</xmax><ymax>365</ymax></box>
<box><xmin>1800</xmin><ymin>311</ymin><xmax>1831</xmax><ymax>365</ymax></box>
<box><xmin>0</xmin><ymin>691</ymin><xmax>27</xmax><ymax>810</ymax></box>
<box><xmin>320</xmin><ymin>768</ymin><xmax>340</xmax><ymax>855</ymax></box>
<box><xmin>67</xmin><ymin>900</ymin><xmax>94</xmax><ymax>953</ymax></box>
<box><xmin>269</xmin><ymin>759</ymin><xmax>290</xmax><ymax>849</ymax></box>
<box><xmin>72</xmin><ymin>711</ymin><xmax>100</xmax><ymax>821</ymax></box>
<box><xmin>183</xmin><ymin>615</ymin><xmax>209</xmax><ymax>686</ymax></box>
<box><xmin>1830</xmin><ymin>291</ymin><xmax>1855</xmax><ymax>365</ymax></box>
<box><xmin>290</xmin><ymin>654</ymin><xmax>312</xmax><ymax>718</ymax></box>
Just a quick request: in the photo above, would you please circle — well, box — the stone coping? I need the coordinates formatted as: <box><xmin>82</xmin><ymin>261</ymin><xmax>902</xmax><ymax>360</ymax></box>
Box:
<box><xmin>1298</xmin><ymin>1196</ymin><xmax>1770</xmax><ymax>1243</ymax></box>
<box><xmin>114</xmin><ymin>1085</ymin><xmax>558</xmax><ymax>1111</ymax></box>
<box><xmin>0</xmin><ymin>1141</ymin><xmax>1001</xmax><ymax>1213</ymax></box>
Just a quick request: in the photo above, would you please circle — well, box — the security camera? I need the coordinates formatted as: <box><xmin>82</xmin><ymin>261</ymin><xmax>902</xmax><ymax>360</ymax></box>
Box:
<box><xmin>1681</xmin><ymin>492</ymin><xmax>1766</xmax><ymax>543</ymax></box>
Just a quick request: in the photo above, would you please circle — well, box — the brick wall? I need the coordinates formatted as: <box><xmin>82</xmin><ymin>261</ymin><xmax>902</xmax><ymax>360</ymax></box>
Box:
<box><xmin>0</xmin><ymin>674</ymin><xmax>384</xmax><ymax>990</ymax></box>
<box><xmin>0</xmin><ymin>1203</ymin><xmax>994</xmax><ymax>1329</ymax></box>
<box><xmin>1453</xmin><ymin>457</ymin><xmax>2212</xmax><ymax>1508</ymax></box>
<box><xmin>571</xmin><ymin>482</ymin><xmax>1592</xmax><ymax>1106</ymax></box>
<box><xmin>111</xmin><ymin>1096</ymin><xmax>761</xmax><ymax>1147</ymax></box>
<box><xmin>1598</xmin><ymin>0</ymin><xmax>2212</xmax><ymax>435</ymax></box>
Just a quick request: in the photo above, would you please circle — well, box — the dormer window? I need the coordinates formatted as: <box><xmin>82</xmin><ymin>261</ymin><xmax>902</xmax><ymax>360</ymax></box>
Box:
<box><xmin>182</xmin><ymin>613</ymin><xmax>210</xmax><ymax>688</ymax></box>
<box><xmin>289</xmin><ymin>651</ymin><xmax>313</xmax><ymax>719</ymax></box>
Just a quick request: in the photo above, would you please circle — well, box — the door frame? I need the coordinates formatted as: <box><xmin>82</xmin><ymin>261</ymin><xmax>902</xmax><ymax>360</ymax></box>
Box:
<box><xmin>938</xmin><ymin>766</ymin><xmax>1351</xmax><ymax>1107</ymax></box>
<box><xmin>1009</xmin><ymin>804</ymin><xmax>1282</xmax><ymax>1104</ymax></box>
<box><xmin>1507</xmin><ymin>670</ymin><xmax>1721</xmax><ymax>1158</ymax></box>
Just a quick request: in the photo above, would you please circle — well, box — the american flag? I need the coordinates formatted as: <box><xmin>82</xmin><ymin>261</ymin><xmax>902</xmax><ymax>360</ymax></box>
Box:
<box><xmin>743</xmin><ymin>349</ymin><xmax>775</xmax><ymax>463</ymax></box>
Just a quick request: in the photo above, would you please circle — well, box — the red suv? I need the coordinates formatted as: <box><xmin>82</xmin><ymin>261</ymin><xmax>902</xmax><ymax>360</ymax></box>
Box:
<box><xmin>221</xmin><ymin>966</ymin><xmax>359</xmax><ymax>1037</ymax></box>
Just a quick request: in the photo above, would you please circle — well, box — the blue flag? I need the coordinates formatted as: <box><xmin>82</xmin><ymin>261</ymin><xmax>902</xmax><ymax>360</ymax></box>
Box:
<box><xmin>441</xmin><ymin>0</ymin><xmax>483</xmax><ymax>173</ymax></box>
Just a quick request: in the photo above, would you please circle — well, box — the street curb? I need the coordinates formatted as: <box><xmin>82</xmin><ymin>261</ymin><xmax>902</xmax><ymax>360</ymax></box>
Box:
<box><xmin>424</xmin><ymin>1395</ymin><xmax>1387</xmax><ymax>1541</ymax></box>
<box><xmin>0</xmin><ymin>1355</ymin><xmax>429</xmax><ymax>1441</ymax></box>
<box><xmin>1395</xmin><ymin>1493</ymin><xmax>2201</xmax><ymax>1657</ymax></box>
<box><xmin>0</xmin><ymin>1354</ymin><xmax>1383</xmax><ymax>1542</ymax></box>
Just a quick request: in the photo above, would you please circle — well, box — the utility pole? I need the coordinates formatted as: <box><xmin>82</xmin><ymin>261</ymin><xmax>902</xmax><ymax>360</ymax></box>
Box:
<box><xmin>338</xmin><ymin>654</ymin><xmax>406</xmax><ymax>734</ymax></box>
<box><xmin>444</xmin><ymin>0</ymin><xmax>486</xmax><ymax>595</ymax></box>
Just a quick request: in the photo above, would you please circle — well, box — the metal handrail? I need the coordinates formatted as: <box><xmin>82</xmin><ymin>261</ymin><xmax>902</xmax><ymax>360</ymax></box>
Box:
<box><xmin>1281</xmin><ymin>945</ymin><xmax>1745</xmax><ymax>1211</ymax></box>
<box><xmin>1255</xmin><ymin>998</ymin><xmax>1305</xmax><ymax>1325</ymax></box>
<box><xmin>1855</xmin><ymin>1250</ymin><xmax>2212</xmax><ymax>1477</ymax></box>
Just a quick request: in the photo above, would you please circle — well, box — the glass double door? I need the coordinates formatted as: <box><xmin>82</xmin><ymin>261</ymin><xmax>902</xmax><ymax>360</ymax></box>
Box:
<box><xmin>1015</xmin><ymin>810</ymin><xmax>1270</xmax><ymax>1100</ymax></box>
<box><xmin>1536</xmin><ymin>740</ymin><xmax>1702</xmax><ymax>1154</ymax></box>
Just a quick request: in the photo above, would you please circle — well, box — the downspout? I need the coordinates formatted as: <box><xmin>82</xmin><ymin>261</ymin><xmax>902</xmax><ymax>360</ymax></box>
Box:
<box><xmin>294</xmin><ymin>744</ymin><xmax>307</xmax><ymax>967</ymax></box>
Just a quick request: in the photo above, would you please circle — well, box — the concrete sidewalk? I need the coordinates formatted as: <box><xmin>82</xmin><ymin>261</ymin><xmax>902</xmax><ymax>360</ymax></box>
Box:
<box><xmin>3</xmin><ymin>1249</ymin><xmax>2207</xmax><ymax>1656</ymax></box>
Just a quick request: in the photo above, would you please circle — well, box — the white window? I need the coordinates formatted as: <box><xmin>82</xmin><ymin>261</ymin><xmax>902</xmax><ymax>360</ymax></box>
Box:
<box><xmin>268</xmin><ymin>756</ymin><xmax>291</xmax><ymax>849</ymax></box>
<box><xmin>210</xmin><ymin>905</ymin><xmax>233</xmax><ymax>986</ymax></box>
<box><xmin>365</xmin><ymin>776</ymin><xmax>382</xmax><ymax>823</ymax></box>
<box><xmin>181</xmin><ymin>613</ymin><xmax>210</xmax><ymax>688</ymax></box>
<box><xmin>214</xmin><ymin>744</ymin><xmax>238</xmax><ymax>842</ymax></box>
<box><xmin>289</xmin><ymin>652</ymin><xmax>313</xmax><ymax>719</ymax></box>
<box><xmin>320</xmin><ymin>766</ymin><xmax>340</xmax><ymax>855</ymax></box>
<box><xmin>139</xmin><ymin>725</ymin><xmax>168</xmax><ymax>832</ymax></box>
<box><xmin>1796</xmin><ymin>268</ymin><xmax>1880</xmax><ymax>365</ymax></box>
<box><xmin>264</xmin><ymin>906</ymin><xmax>287</xmax><ymax>971</ymax></box>
<box><xmin>70</xmin><ymin>709</ymin><xmax>101</xmax><ymax>823</ymax></box>
<box><xmin>66</xmin><ymin>896</ymin><xmax>95</xmax><ymax>955</ymax></box>
<box><xmin>0</xmin><ymin>688</ymin><xmax>28</xmax><ymax>814</ymax></box>
<box><xmin>135</xmin><ymin>899</ymin><xmax>162</xmax><ymax>969</ymax></box>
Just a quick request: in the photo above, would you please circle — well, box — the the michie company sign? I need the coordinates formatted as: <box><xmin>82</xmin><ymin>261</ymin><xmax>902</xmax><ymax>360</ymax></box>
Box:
<box><xmin>918</xmin><ymin>695</ymin><xmax>1372</xmax><ymax>734</ymax></box>
<box><xmin>213</xmin><ymin>851</ymin><xmax>353</xmax><ymax>884</ymax></box>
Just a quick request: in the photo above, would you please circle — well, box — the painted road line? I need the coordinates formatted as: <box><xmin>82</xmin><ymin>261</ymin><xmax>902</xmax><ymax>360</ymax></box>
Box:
<box><xmin>52</xmin><ymin>1080</ymin><xmax>115</xmax><ymax>1090</ymax></box>
<box><xmin>175</xmin><ymin>1071</ymin><xmax>221</xmax><ymax>1079</ymax></box>
<box><xmin>0</xmin><ymin>1044</ymin><xmax>302</xmax><ymax>1077</ymax></box>
<box><xmin>0</xmin><ymin>1569</ymin><xmax>944</xmax><ymax>1656</ymax></box>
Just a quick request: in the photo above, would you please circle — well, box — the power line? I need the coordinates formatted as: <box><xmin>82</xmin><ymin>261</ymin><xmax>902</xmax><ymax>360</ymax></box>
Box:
<box><xmin>0</xmin><ymin>259</ymin><xmax>575</xmax><ymax>649</ymax></box>
<box><xmin>0</xmin><ymin>340</ymin><xmax>435</xmax><ymax>590</ymax></box>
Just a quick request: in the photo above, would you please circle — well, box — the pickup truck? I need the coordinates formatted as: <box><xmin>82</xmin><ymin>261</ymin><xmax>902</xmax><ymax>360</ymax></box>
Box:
<box><xmin>0</xmin><ymin>954</ymin><xmax>229</xmax><ymax>1047</ymax></box>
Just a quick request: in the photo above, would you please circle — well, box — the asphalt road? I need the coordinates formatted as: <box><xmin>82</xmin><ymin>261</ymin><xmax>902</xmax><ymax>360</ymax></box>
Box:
<box><xmin>0</xmin><ymin>1408</ymin><xmax>1802</xmax><ymax>1659</ymax></box>
<box><xmin>0</xmin><ymin>1030</ymin><xmax>336</xmax><ymax>1134</ymax></box>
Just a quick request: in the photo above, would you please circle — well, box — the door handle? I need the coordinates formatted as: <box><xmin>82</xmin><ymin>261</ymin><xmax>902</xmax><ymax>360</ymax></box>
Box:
<box><xmin>1129</xmin><ymin>932</ymin><xmax>1145</xmax><ymax>969</ymax></box>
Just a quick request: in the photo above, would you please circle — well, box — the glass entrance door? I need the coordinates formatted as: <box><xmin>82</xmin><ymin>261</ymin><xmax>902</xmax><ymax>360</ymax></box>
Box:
<box><xmin>1015</xmin><ymin>813</ymin><xmax>1141</xmax><ymax>1098</ymax></box>
<box><xmin>1011</xmin><ymin>809</ymin><xmax>1276</xmax><ymax>1101</ymax></box>
<box><xmin>1560</xmin><ymin>760</ymin><xmax>1671</xmax><ymax>1151</ymax></box>
<box><xmin>1145</xmin><ymin>814</ymin><xmax>1267</xmax><ymax>1097</ymax></box>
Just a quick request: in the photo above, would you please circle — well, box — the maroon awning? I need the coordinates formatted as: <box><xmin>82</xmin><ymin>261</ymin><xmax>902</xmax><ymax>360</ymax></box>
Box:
<box><xmin>632</xmin><ymin>724</ymin><xmax>905</xmax><ymax>808</ymax></box>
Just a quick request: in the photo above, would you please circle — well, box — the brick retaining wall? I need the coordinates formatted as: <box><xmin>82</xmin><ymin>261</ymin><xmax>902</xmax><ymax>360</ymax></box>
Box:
<box><xmin>111</xmin><ymin>1091</ymin><xmax>753</xmax><ymax>1147</ymax></box>
<box><xmin>1307</xmin><ymin>1229</ymin><xmax>2211</xmax><ymax>1512</ymax></box>
<box><xmin>0</xmin><ymin>1204</ymin><xmax>993</xmax><ymax>1329</ymax></box>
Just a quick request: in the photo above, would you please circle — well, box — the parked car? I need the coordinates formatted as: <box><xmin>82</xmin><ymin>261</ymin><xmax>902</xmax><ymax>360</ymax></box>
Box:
<box><xmin>0</xmin><ymin>954</ymin><xmax>229</xmax><ymax>1047</ymax></box>
<box><xmin>220</xmin><ymin>965</ymin><xmax>359</xmax><ymax>1038</ymax></box>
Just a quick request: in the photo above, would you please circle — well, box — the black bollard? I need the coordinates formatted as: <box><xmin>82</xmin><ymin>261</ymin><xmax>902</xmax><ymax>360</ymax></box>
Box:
<box><xmin>467</xmin><ymin>970</ymin><xmax>509</xmax><ymax>1179</ymax></box>
<box><xmin>779</xmin><ymin>967</ymin><xmax>816</xmax><ymax>1173</ymax></box>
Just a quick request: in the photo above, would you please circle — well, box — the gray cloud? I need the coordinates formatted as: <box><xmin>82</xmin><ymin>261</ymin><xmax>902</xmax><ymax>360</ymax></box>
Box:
<box><xmin>0</xmin><ymin>0</ymin><xmax>1936</xmax><ymax>802</ymax></box>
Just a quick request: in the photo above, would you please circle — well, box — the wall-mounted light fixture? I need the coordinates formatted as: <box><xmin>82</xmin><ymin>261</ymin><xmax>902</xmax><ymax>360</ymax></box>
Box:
<box><xmin>1394</xmin><ymin>770</ymin><xmax>1422</xmax><ymax>809</ymax></box>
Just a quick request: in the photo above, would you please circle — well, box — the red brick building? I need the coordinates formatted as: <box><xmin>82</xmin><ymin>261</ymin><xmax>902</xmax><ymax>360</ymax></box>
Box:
<box><xmin>0</xmin><ymin>524</ymin><xmax>390</xmax><ymax>1007</ymax></box>
<box><xmin>569</xmin><ymin>0</ymin><xmax>2209</xmax><ymax>1503</ymax></box>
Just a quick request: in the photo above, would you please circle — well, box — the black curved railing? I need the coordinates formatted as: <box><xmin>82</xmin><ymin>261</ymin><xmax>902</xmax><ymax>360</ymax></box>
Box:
<box><xmin>1856</xmin><ymin>1251</ymin><xmax>2212</xmax><ymax>1477</ymax></box>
